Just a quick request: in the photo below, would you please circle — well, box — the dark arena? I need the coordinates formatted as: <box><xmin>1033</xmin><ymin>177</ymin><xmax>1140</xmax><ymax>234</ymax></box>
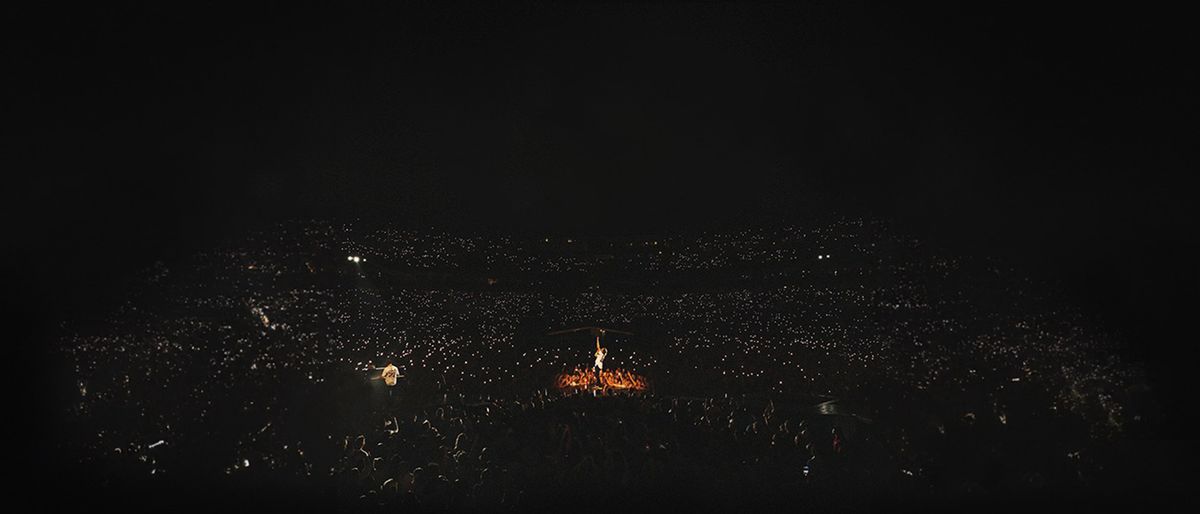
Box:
<box><xmin>12</xmin><ymin>3</ymin><xmax>1197</xmax><ymax>514</ymax></box>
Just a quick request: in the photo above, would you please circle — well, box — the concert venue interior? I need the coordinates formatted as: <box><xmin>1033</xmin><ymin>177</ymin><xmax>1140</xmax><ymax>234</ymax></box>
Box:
<box><xmin>12</xmin><ymin>3</ymin><xmax>1196</xmax><ymax>513</ymax></box>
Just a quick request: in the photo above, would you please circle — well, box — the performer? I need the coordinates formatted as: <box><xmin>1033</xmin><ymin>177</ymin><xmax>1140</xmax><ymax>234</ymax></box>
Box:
<box><xmin>593</xmin><ymin>335</ymin><xmax>608</xmax><ymax>372</ymax></box>
<box><xmin>381</xmin><ymin>363</ymin><xmax>400</xmax><ymax>387</ymax></box>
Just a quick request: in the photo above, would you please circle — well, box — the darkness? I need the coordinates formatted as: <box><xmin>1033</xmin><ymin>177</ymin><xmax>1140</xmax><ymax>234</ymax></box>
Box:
<box><xmin>8</xmin><ymin>0</ymin><xmax>1197</xmax><ymax>491</ymax></box>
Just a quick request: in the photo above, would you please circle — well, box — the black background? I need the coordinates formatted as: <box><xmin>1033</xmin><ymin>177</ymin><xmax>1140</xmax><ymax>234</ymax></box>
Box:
<box><xmin>8</xmin><ymin>0</ymin><xmax>1197</xmax><ymax>502</ymax></box>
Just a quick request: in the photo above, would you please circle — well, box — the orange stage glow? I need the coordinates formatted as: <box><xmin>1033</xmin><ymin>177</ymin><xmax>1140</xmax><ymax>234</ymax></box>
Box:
<box><xmin>555</xmin><ymin>367</ymin><xmax>648</xmax><ymax>392</ymax></box>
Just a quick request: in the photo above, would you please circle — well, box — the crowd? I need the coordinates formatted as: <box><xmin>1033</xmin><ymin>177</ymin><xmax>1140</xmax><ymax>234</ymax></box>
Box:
<box><xmin>52</xmin><ymin>219</ymin><xmax>1145</xmax><ymax>509</ymax></box>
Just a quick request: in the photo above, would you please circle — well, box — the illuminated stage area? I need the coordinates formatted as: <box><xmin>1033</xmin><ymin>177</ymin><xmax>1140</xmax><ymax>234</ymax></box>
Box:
<box><xmin>555</xmin><ymin>367</ymin><xmax>648</xmax><ymax>392</ymax></box>
<box><xmin>548</xmin><ymin>326</ymin><xmax>649</xmax><ymax>392</ymax></box>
